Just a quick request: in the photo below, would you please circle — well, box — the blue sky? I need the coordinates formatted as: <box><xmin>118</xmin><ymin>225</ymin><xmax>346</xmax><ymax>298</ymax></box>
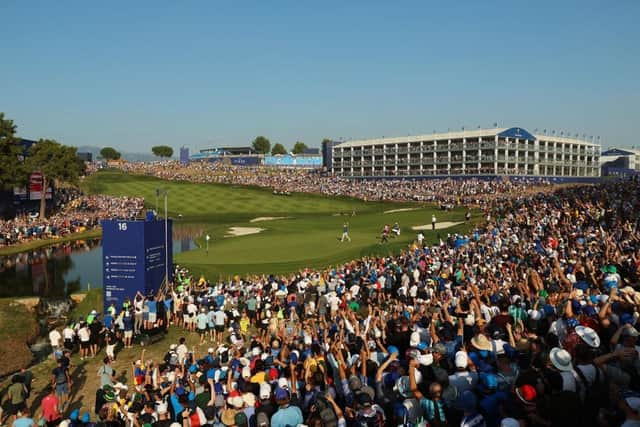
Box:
<box><xmin>1</xmin><ymin>1</ymin><xmax>638</xmax><ymax>152</ymax></box>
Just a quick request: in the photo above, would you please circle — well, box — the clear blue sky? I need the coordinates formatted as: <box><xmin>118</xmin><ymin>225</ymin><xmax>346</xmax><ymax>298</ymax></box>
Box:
<box><xmin>1</xmin><ymin>0</ymin><xmax>638</xmax><ymax>152</ymax></box>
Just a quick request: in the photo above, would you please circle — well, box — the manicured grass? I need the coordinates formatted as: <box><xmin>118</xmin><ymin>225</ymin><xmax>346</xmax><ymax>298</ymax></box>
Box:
<box><xmin>83</xmin><ymin>171</ymin><xmax>478</xmax><ymax>277</ymax></box>
<box><xmin>0</xmin><ymin>229</ymin><xmax>102</xmax><ymax>256</ymax></box>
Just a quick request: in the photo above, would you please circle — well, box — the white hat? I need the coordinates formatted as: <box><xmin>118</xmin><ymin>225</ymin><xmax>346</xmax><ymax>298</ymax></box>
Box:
<box><xmin>575</xmin><ymin>326</ymin><xmax>601</xmax><ymax>348</ymax></box>
<box><xmin>228</xmin><ymin>395</ymin><xmax>244</xmax><ymax>408</ymax></box>
<box><xmin>242</xmin><ymin>392</ymin><xmax>256</xmax><ymax>407</ymax></box>
<box><xmin>239</xmin><ymin>357</ymin><xmax>250</xmax><ymax>367</ymax></box>
<box><xmin>304</xmin><ymin>335</ymin><xmax>312</xmax><ymax>345</ymax></box>
<box><xmin>242</xmin><ymin>366</ymin><xmax>251</xmax><ymax>379</ymax></box>
<box><xmin>207</xmin><ymin>347</ymin><xmax>214</xmax><ymax>353</ymax></box>
<box><xmin>528</xmin><ymin>309</ymin><xmax>542</xmax><ymax>321</ymax></box>
<box><xmin>169</xmin><ymin>344</ymin><xmax>177</xmax><ymax>350</ymax></box>
<box><xmin>277</xmin><ymin>377</ymin><xmax>289</xmax><ymax>389</ymax></box>
<box><xmin>417</xmin><ymin>354</ymin><xmax>433</xmax><ymax>366</ymax></box>
<box><xmin>410</xmin><ymin>332</ymin><xmax>420</xmax><ymax>347</ymax></box>
<box><xmin>455</xmin><ymin>351</ymin><xmax>469</xmax><ymax>369</ymax></box>
<box><xmin>549</xmin><ymin>347</ymin><xmax>572</xmax><ymax>372</ymax></box>
<box><xmin>252</xmin><ymin>347</ymin><xmax>261</xmax><ymax>357</ymax></box>
<box><xmin>156</xmin><ymin>402</ymin><xmax>168</xmax><ymax>414</ymax></box>
<box><xmin>259</xmin><ymin>382</ymin><xmax>272</xmax><ymax>399</ymax></box>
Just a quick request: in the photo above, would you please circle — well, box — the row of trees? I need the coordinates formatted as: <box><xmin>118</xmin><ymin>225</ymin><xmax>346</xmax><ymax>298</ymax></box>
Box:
<box><xmin>0</xmin><ymin>113</ymin><xmax>85</xmax><ymax>219</ymax></box>
<box><xmin>251</xmin><ymin>136</ymin><xmax>314</xmax><ymax>155</ymax></box>
<box><xmin>98</xmin><ymin>145</ymin><xmax>174</xmax><ymax>161</ymax></box>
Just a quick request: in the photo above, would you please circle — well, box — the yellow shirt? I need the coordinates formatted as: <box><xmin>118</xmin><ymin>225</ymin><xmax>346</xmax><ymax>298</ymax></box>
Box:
<box><xmin>240</xmin><ymin>317</ymin><xmax>250</xmax><ymax>334</ymax></box>
<box><xmin>250</xmin><ymin>371</ymin><xmax>266</xmax><ymax>383</ymax></box>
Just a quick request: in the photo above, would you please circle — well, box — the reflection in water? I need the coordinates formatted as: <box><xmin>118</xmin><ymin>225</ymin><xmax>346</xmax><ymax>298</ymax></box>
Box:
<box><xmin>0</xmin><ymin>224</ymin><xmax>201</xmax><ymax>298</ymax></box>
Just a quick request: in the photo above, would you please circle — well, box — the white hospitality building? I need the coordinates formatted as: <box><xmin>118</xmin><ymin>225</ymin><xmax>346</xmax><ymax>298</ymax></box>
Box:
<box><xmin>329</xmin><ymin>127</ymin><xmax>600</xmax><ymax>181</ymax></box>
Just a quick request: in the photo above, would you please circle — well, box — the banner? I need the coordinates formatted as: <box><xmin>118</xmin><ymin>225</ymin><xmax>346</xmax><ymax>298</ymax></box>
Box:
<box><xmin>28</xmin><ymin>172</ymin><xmax>52</xmax><ymax>200</ymax></box>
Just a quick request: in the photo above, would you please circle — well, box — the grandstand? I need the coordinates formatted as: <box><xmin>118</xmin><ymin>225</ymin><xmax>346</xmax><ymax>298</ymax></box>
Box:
<box><xmin>330</xmin><ymin>127</ymin><xmax>601</xmax><ymax>180</ymax></box>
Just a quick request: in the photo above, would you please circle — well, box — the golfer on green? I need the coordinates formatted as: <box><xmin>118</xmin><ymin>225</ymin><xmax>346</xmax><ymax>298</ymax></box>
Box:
<box><xmin>341</xmin><ymin>222</ymin><xmax>351</xmax><ymax>242</ymax></box>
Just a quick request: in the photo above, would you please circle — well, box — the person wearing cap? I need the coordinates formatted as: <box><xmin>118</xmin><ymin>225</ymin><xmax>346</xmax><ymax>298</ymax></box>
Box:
<box><xmin>196</xmin><ymin>307</ymin><xmax>209</xmax><ymax>345</ymax></box>
<box><xmin>270</xmin><ymin>387</ymin><xmax>302</xmax><ymax>427</ymax></box>
<box><xmin>255</xmin><ymin>382</ymin><xmax>277</xmax><ymax>424</ymax></box>
<box><xmin>409</xmin><ymin>359</ymin><xmax>447</xmax><ymax>427</ymax></box>
<box><xmin>449</xmin><ymin>351</ymin><xmax>478</xmax><ymax>396</ymax></box>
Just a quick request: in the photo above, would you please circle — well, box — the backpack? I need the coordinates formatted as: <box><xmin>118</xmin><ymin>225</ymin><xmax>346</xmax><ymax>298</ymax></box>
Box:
<box><xmin>311</xmin><ymin>394</ymin><xmax>338</xmax><ymax>427</ymax></box>
<box><xmin>575</xmin><ymin>364</ymin><xmax>609</xmax><ymax>426</ymax></box>
<box><xmin>256</xmin><ymin>410</ymin><xmax>270</xmax><ymax>427</ymax></box>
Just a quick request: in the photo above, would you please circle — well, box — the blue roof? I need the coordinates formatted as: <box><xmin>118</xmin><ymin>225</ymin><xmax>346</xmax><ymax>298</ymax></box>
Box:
<box><xmin>602</xmin><ymin>148</ymin><xmax>635</xmax><ymax>156</ymax></box>
<box><xmin>497</xmin><ymin>127</ymin><xmax>536</xmax><ymax>140</ymax></box>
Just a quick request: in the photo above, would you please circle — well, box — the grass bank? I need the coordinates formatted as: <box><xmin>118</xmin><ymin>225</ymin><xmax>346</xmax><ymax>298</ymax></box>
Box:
<box><xmin>0</xmin><ymin>298</ymin><xmax>39</xmax><ymax>377</ymax></box>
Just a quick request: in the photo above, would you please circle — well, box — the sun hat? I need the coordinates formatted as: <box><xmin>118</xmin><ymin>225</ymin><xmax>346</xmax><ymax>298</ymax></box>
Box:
<box><xmin>221</xmin><ymin>408</ymin><xmax>238</xmax><ymax>426</ymax></box>
<box><xmin>470</xmin><ymin>334</ymin><xmax>492</xmax><ymax>352</ymax></box>
<box><xmin>549</xmin><ymin>347</ymin><xmax>572</xmax><ymax>372</ymax></box>
<box><xmin>575</xmin><ymin>325</ymin><xmax>600</xmax><ymax>348</ymax></box>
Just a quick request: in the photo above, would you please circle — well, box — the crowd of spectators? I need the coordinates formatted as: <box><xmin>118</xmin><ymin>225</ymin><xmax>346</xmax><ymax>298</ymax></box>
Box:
<box><xmin>0</xmin><ymin>195</ymin><xmax>144</xmax><ymax>248</ymax></box>
<box><xmin>5</xmin><ymin>176</ymin><xmax>640</xmax><ymax>427</ymax></box>
<box><xmin>114</xmin><ymin>161</ymin><xmax>550</xmax><ymax>206</ymax></box>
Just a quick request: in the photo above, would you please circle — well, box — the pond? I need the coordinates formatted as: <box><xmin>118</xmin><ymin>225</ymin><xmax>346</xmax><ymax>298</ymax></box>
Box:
<box><xmin>0</xmin><ymin>224</ymin><xmax>204</xmax><ymax>298</ymax></box>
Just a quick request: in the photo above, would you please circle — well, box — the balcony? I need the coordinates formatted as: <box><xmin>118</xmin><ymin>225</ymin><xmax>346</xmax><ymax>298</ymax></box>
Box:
<box><xmin>373</xmin><ymin>149</ymin><xmax>383</xmax><ymax>155</ymax></box>
<box><xmin>436</xmin><ymin>158</ymin><xmax>449</xmax><ymax>165</ymax></box>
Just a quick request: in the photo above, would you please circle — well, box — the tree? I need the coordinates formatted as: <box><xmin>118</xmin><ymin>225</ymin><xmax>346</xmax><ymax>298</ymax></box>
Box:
<box><xmin>271</xmin><ymin>143</ymin><xmax>287</xmax><ymax>155</ymax></box>
<box><xmin>100</xmin><ymin>146</ymin><xmax>121</xmax><ymax>161</ymax></box>
<box><xmin>292</xmin><ymin>141</ymin><xmax>308</xmax><ymax>154</ymax></box>
<box><xmin>0</xmin><ymin>113</ymin><xmax>27</xmax><ymax>190</ymax></box>
<box><xmin>151</xmin><ymin>145</ymin><xmax>174</xmax><ymax>158</ymax></box>
<box><xmin>251</xmin><ymin>136</ymin><xmax>271</xmax><ymax>154</ymax></box>
<box><xmin>27</xmin><ymin>140</ymin><xmax>83</xmax><ymax>219</ymax></box>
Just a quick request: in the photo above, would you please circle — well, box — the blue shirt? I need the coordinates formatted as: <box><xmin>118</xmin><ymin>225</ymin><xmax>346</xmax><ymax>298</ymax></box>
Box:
<box><xmin>146</xmin><ymin>300</ymin><xmax>157</xmax><ymax>313</ymax></box>
<box><xmin>271</xmin><ymin>405</ymin><xmax>303</xmax><ymax>427</ymax></box>
<box><xmin>13</xmin><ymin>418</ymin><xmax>34</xmax><ymax>427</ymax></box>
<box><xmin>123</xmin><ymin>315</ymin><xmax>133</xmax><ymax>331</ymax></box>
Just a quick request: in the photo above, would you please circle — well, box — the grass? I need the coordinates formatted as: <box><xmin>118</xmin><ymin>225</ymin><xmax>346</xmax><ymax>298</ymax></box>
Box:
<box><xmin>0</xmin><ymin>229</ymin><xmax>102</xmax><ymax>256</ymax></box>
<box><xmin>0</xmin><ymin>299</ymin><xmax>39</xmax><ymax>377</ymax></box>
<box><xmin>83</xmin><ymin>171</ymin><xmax>478</xmax><ymax>277</ymax></box>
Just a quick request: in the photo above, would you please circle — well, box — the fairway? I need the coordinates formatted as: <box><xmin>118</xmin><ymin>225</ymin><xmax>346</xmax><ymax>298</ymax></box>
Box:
<box><xmin>85</xmin><ymin>171</ymin><xmax>476</xmax><ymax>276</ymax></box>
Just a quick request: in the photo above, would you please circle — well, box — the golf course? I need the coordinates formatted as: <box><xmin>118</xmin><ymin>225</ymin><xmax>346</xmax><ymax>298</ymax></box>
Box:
<box><xmin>84</xmin><ymin>170</ymin><xmax>477</xmax><ymax>277</ymax></box>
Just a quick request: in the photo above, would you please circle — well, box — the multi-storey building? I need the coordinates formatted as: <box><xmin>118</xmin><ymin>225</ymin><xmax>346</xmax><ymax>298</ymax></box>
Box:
<box><xmin>330</xmin><ymin>127</ymin><xmax>600</xmax><ymax>180</ymax></box>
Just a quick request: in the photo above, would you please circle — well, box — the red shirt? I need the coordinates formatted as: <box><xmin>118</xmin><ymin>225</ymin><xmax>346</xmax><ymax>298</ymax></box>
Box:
<box><xmin>42</xmin><ymin>393</ymin><xmax>60</xmax><ymax>422</ymax></box>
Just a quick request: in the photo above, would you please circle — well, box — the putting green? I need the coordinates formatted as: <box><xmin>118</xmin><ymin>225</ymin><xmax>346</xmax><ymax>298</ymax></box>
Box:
<box><xmin>85</xmin><ymin>171</ymin><xmax>476</xmax><ymax>277</ymax></box>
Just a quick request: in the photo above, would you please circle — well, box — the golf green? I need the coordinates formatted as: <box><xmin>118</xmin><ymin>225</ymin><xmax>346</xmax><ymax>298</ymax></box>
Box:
<box><xmin>85</xmin><ymin>171</ymin><xmax>476</xmax><ymax>277</ymax></box>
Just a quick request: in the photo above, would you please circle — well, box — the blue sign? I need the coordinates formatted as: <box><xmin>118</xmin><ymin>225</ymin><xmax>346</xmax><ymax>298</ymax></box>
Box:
<box><xmin>264</xmin><ymin>155</ymin><xmax>322</xmax><ymax>167</ymax></box>
<box><xmin>101</xmin><ymin>219</ymin><xmax>173</xmax><ymax>311</ymax></box>
<box><xmin>498</xmin><ymin>127</ymin><xmax>536</xmax><ymax>141</ymax></box>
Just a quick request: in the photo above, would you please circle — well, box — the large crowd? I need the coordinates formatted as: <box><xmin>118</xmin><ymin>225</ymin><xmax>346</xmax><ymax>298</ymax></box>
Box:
<box><xmin>0</xmin><ymin>195</ymin><xmax>144</xmax><ymax>248</ymax></box>
<box><xmin>114</xmin><ymin>161</ymin><xmax>550</xmax><ymax>206</ymax></box>
<box><xmin>3</xmin><ymin>175</ymin><xmax>640</xmax><ymax>427</ymax></box>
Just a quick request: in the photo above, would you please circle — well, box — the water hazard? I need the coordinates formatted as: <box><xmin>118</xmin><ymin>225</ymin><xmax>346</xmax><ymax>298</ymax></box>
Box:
<box><xmin>0</xmin><ymin>224</ymin><xmax>203</xmax><ymax>298</ymax></box>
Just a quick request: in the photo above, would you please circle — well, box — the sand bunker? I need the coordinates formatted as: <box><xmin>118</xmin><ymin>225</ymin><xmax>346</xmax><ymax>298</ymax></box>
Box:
<box><xmin>249</xmin><ymin>216</ymin><xmax>290</xmax><ymax>223</ymax></box>
<box><xmin>411</xmin><ymin>221</ymin><xmax>463</xmax><ymax>231</ymax></box>
<box><xmin>225</xmin><ymin>227</ymin><xmax>264</xmax><ymax>237</ymax></box>
<box><xmin>384</xmin><ymin>208</ymin><xmax>421</xmax><ymax>214</ymax></box>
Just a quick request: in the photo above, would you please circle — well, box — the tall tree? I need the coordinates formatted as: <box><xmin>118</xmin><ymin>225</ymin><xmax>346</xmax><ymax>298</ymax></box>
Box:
<box><xmin>100</xmin><ymin>146</ymin><xmax>121</xmax><ymax>161</ymax></box>
<box><xmin>292</xmin><ymin>141</ymin><xmax>308</xmax><ymax>154</ymax></box>
<box><xmin>0</xmin><ymin>112</ymin><xmax>27</xmax><ymax>190</ymax></box>
<box><xmin>27</xmin><ymin>140</ymin><xmax>83</xmax><ymax>219</ymax></box>
<box><xmin>271</xmin><ymin>143</ymin><xmax>287</xmax><ymax>155</ymax></box>
<box><xmin>251</xmin><ymin>136</ymin><xmax>271</xmax><ymax>154</ymax></box>
<box><xmin>151</xmin><ymin>145</ymin><xmax>174</xmax><ymax>158</ymax></box>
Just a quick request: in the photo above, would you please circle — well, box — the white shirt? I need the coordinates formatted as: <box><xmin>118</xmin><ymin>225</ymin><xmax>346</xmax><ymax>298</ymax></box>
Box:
<box><xmin>214</xmin><ymin>310</ymin><xmax>226</xmax><ymax>325</ymax></box>
<box><xmin>49</xmin><ymin>330</ymin><xmax>62</xmax><ymax>347</ymax></box>
<box><xmin>63</xmin><ymin>327</ymin><xmax>75</xmax><ymax>340</ymax></box>
<box><xmin>78</xmin><ymin>327</ymin><xmax>91</xmax><ymax>342</ymax></box>
<box><xmin>177</xmin><ymin>344</ymin><xmax>189</xmax><ymax>364</ymax></box>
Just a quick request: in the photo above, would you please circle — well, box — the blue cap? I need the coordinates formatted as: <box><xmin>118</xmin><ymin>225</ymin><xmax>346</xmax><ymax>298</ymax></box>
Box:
<box><xmin>543</xmin><ymin>305</ymin><xmax>555</xmax><ymax>317</ymax></box>
<box><xmin>70</xmin><ymin>409</ymin><xmax>79</xmax><ymax>421</ymax></box>
<box><xmin>176</xmin><ymin>387</ymin><xmax>186</xmax><ymax>396</ymax></box>
<box><xmin>621</xmin><ymin>313</ymin><xmax>634</xmax><ymax>325</ymax></box>
<box><xmin>189</xmin><ymin>364</ymin><xmax>198</xmax><ymax>374</ymax></box>
<box><xmin>416</xmin><ymin>342</ymin><xmax>428</xmax><ymax>351</ymax></box>
<box><xmin>275</xmin><ymin>387</ymin><xmax>289</xmax><ymax>400</ymax></box>
<box><xmin>480</xmin><ymin>373</ymin><xmax>498</xmax><ymax>391</ymax></box>
<box><xmin>388</xmin><ymin>345</ymin><xmax>399</xmax><ymax>354</ymax></box>
<box><xmin>583</xmin><ymin>306</ymin><xmax>597</xmax><ymax>317</ymax></box>
<box><xmin>81</xmin><ymin>412</ymin><xmax>90</xmax><ymax>423</ymax></box>
<box><xmin>566</xmin><ymin>317</ymin><xmax>580</xmax><ymax>329</ymax></box>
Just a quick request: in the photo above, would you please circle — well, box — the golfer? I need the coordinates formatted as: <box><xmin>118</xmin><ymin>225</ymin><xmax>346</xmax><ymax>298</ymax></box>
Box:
<box><xmin>341</xmin><ymin>222</ymin><xmax>351</xmax><ymax>242</ymax></box>
<box><xmin>432</xmin><ymin>214</ymin><xmax>437</xmax><ymax>230</ymax></box>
